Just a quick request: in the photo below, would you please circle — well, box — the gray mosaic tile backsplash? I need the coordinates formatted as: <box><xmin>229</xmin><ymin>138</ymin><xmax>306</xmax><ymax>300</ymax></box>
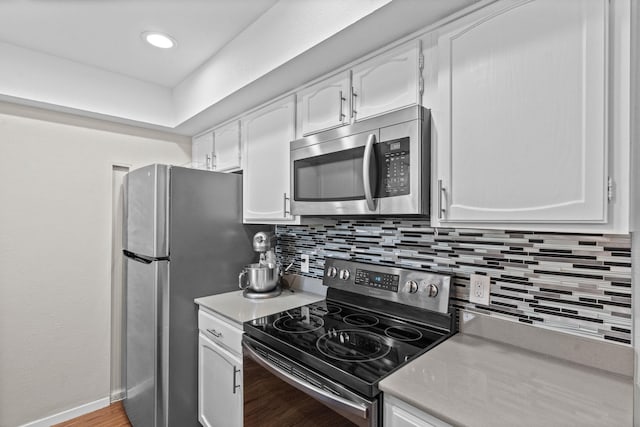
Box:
<box><xmin>276</xmin><ymin>219</ymin><xmax>632</xmax><ymax>345</ymax></box>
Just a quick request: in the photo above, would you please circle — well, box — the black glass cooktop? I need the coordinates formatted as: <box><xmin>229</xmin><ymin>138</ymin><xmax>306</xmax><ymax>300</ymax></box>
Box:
<box><xmin>243</xmin><ymin>299</ymin><xmax>450</xmax><ymax>397</ymax></box>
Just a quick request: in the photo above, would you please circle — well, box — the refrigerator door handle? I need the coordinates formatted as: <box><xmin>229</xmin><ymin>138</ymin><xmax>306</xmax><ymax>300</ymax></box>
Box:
<box><xmin>123</xmin><ymin>249</ymin><xmax>169</xmax><ymax>264</ymax></box>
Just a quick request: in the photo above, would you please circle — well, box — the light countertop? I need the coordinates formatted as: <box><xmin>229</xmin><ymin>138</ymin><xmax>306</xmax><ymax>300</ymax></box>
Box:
<box><xmin>194</xmin><ymin>289</ymin><xmax>325</xmax><ymax>325</ymax></box>
<box><xmin>380</xmin><ymin>313</ymin><xmax>633</xmax><ymax>427</ymax></box>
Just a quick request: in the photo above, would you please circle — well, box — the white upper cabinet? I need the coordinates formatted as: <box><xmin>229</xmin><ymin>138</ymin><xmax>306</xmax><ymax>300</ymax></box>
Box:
<box><xmin>242</xmin><ymin>95</ymin><xmax>299</xmax><ymax>224</ymax></box>
<box><xmin>434</xmin><ymin>0</ymin><xmax>609</xmax><ymax>226</ymax></box>
<box><xmin>192</xmin><ymin>131</ymin><xmax>214</xmax><ymax>170</ymax></box>
<box><xmin>213</xmin><ymin>120</ymin><xmax>241</xmax><ymax>172</ymax></box>
<box><xmin>351</xmin><ymin>40</ymin><xmax>422</xmax><ymax>122</ymax></box>
<box><xmin>298</xmin><ymin>72</ymin><xmax>350</xmax><ymax>136</ymax></box>
<box><xmin>298</xmin><ymin>41</ymin><xmax>423</xmax><ymax>137</ymax></box>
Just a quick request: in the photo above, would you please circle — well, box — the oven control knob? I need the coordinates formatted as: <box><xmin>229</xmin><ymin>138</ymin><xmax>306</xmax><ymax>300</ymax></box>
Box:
<box><xmin>326</xmin><ymin>266</ymin><xmax>338</xmax><ymax>278</ymax></box>
<box><xmin>339</xmin><ymin>269</ymin><xmax>351</xmax><ymax>280</ymax></box>
<box><xmin>406</xmin><ymin>280</ymin><xmax>419</xmax><ymax>294</ymax></box>
<box><xmin>426</xmin><ymin>283</ymin><xmax>439</xmax><ymax>298</ymax></box>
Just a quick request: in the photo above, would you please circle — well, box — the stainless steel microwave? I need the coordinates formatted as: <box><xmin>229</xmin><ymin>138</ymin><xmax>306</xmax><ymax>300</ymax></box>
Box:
<box><xmin>290</xmin><ymin>106</ymin><xmax>430</xmax><ymax>216</ymax></box>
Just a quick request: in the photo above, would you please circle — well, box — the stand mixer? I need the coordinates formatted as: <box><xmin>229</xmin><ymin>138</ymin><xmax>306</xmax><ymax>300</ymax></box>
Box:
<box><xmin>238</xmin><ymin>231</ymin><xmax>282</xmax><ymax>299</ymax></box>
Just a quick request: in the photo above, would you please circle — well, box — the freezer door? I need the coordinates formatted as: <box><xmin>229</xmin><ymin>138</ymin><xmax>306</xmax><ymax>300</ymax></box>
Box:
<box><xmin>124</xmin><ymin>257</ymin><xmax>169</xmax><ymax>427</ymax></box>
<box><xmin>123</xmin><ymin>164</ymin><xmax>169</xmax><ymax>257</ymax></box>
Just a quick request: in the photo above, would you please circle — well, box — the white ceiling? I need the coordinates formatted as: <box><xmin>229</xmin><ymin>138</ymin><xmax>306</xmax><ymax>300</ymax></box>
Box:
<box><xmin>0</xmin><ymin>0</ymin><xmax>478</xmax><ymax>135</ymax></box>
<box><xmin>0</xmin><ymin>0</ymin><xmax>278</xmax><ymax>87</ymax></box>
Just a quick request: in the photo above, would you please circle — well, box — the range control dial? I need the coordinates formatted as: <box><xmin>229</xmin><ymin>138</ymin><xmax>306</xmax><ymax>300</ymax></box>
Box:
<box><xmin>406</xmin><ymin>280</ymin><xmax>419</xmax><ymax>294</ymax></box>
<box><xmin>426</xmin><ymin>283</ymin><xmax>439</xmax><ymax>298</ymax></box>
<box><xmin>339</xmin><ymin>269</ymin><xmax>351</xmax><ymax>280</ymax></box>
<box><xmin>326</xmin><ymin>266</ymin><xmax>338</xmax><ymax>278</ymax></box>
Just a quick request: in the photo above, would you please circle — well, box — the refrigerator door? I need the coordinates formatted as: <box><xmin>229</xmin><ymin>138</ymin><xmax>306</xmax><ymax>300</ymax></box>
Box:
<box><xmin>123</xmin><ymin>164</ymin><xmax>169</xmax><ymax>258</ymax></box>
<box><xmin>166</xmin><ymin>167</ymin><xmax>265</xmax><ymax>426</ymax></box>
<box><xmin>124</xmin><ymin>257</ymin><xmax>169</xmax><ymax>427</ymax></box>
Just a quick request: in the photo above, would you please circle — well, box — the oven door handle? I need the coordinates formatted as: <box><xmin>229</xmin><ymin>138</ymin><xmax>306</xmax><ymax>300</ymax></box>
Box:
<box><xmin>242</xmin><ymin>340</ymin><xmax>369</xmax><ymax>420</ymax></box>
<box><xmin>363</xmin><ymin>133</ymin><xmax>377</xmax><ymax>212</ymax></box>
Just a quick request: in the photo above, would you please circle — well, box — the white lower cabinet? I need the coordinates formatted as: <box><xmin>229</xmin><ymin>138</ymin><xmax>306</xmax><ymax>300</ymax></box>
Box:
<box><xmin>198</xmin><ymin>309</ymin><xmax>243</xmax><ymax>427</ymax></box>
<box><xmin>198</xmin><ymin>333</ymin><xmax>242</xmax><ymax>427</ymax></box>
<box><xmin>384</xmin><ymin>395</ymin><xmax>451</xmax><ymax>427</ymax></box>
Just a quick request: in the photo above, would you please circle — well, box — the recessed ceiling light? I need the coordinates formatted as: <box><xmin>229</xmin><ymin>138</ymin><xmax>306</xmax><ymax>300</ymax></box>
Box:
<box><xmin>141</xmin><ymin>31</ymin><xmax>176</xmax><ymax>49</ymax></box>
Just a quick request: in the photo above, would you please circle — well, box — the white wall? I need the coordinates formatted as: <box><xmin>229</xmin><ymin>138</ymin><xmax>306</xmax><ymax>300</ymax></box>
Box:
<box><xmin>0</xmin><ymin>102</ymin><xmax>190</xmax><ymax>427</ymax></box>
<box><xmin>172</xmin><ymin>0</ymin><xmax>392</xmax><ymax>124</ymax></box>
<box><xmin>0</xmin><ymin>41</ymin><xmax>175</xmax><ymax>127</ymax></box>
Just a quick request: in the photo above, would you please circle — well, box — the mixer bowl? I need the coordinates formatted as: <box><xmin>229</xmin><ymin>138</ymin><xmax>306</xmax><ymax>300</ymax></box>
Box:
<box><xmin>239</xmin><ymin>263</ymin><xmax>280</xmax><ymax>292</ymax></box>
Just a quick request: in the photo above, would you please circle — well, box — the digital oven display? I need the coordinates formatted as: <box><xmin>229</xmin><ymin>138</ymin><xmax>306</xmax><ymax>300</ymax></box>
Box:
<box><xmin>354</xmin><ymin>269</ymin><xmax>399</xmax><ymax>292</ymax></box>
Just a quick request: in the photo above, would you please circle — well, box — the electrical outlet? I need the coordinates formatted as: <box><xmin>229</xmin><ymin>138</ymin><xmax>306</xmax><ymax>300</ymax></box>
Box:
<box><xmin>469</xmin><ymin>274</ymin><xmax>491</xmax><ymax>306</ymax></box>
<box><xmin>300</xmin><ymin>254</ymin><xmax>310</xmax><ymax>273</ymax></box>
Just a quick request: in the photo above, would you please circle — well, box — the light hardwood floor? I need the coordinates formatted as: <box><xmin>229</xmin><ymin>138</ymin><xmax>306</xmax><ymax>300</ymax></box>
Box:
<box><xmin>53</xmin><ymin>401</ymin><xmax>132</xmax><ymax>427</ymax></box>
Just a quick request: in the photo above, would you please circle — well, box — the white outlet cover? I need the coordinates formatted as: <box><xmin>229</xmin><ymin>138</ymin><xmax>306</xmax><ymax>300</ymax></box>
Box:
<box><xmin>300</xmin><ymin>254</ymin><xmax>310</xmax><ymax>273</ymax></box>
<box><xmin>469</xmin><ymin>274</ymin><xmax>491</xmax><ymax>306</ymax></box>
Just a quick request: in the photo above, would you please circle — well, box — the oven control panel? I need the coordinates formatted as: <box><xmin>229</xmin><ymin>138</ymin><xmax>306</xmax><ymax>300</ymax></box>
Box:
<box><xmin>354</xmin><ymin>269</ymin><xmax>399</xmax><ymax>292</ymax></box>
<box><xmin>323</xmin><ymin>258</ymin><xmax>451</xmax><ymax>314</ymax></box>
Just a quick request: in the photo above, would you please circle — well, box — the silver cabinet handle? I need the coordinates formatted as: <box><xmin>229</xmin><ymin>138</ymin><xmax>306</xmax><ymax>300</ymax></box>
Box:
<box><xmin>438</xmin><ymin>179</ymin><xmax>446</xmax><ymax>220</ymax></box>
<box><xmin>351</xmin><ymin>88</ymin><xmax>357</xmax><ymax>119</ymax></box>
<box><xmin>363</xmin><ymin>134</ymin><xmax>377</xmax><ymax>212</ymax></box>
<box><xmin>206</xmin><ymin>328</ymin><xmax>222</xmax><ymax>338</ymax></box>
<box><xmin>338</xmin><ymin>90</ymin><xmax>346</xmax><ymax>122</ymax></box>
<box><xmin>205</xmin><ymin>153</ymin><xmax>212</xmax><ymax>170</ymax></box>
<box><xmin>233</xmin><ymin>366</ymin><xmax>240</xmax><ymax>394</ymax></box>
<box><xmin>283</xmin><ymin>193</ymin><xmax>290</xmax><ymax>218</ymax></box>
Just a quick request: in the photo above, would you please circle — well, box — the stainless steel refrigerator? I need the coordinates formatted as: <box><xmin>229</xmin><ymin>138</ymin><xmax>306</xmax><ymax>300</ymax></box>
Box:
<box><xmin>122</xmin><ymin>164</ymin><xmax>264</xmax><ymax>427</ymax></box>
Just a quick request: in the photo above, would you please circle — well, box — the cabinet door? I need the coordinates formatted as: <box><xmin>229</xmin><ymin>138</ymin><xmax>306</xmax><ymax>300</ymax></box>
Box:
<box><xmin>436</xmin><ymin>0</ymin><xmax>608</xmax><ymax>224</ymax></box>
<box><xmin>242</xmin><ymin>95</ymin><xmax>298</xmax><ymax>223</ymax></box>
<box><xmin>384</xmin><ymin>396</ymin><xmax>451</xmax><ymax>427</ymax></box>
<box><xmin>352</xmin><ymin>40</ymin><xmax>422</xmax><ymax>122</ymax></box>
<box><xmin>213</xmin><ymin>121</ymin><xmax>241</xmax><ymax>172</ymax></box>
<box><xmin>192</xmin><ymin>131</ymin><xmax>214</xmax><ymax>170</ymax></box>
<box><xmin>298</xmin><ymin>72</ymin><xmax>350</xmax><ymax>136</ymax></box>
<box><xmin>198</xmin><ymin>333</ymin><xmax>242</xmax><ymax>427</ymax></box>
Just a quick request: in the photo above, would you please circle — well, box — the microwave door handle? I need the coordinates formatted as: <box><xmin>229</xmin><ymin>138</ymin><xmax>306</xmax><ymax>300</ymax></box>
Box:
<box><xmin>363</xmin><ymin>134</ymin><xmax>377</xmax><ymax>212</ymax></box>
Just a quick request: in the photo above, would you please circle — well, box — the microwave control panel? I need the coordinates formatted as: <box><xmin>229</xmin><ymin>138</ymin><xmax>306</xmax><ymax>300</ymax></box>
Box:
<box><xmin>377</xmin><ymin>137</ymin><xmax>410</xmax><ymax>197</ymax></box>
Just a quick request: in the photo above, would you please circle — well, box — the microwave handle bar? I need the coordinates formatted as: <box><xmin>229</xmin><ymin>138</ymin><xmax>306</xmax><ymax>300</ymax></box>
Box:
<box><xmin>363</xmin><ymin>134</ymin><xmax>377</xmax><ymax>212</ymax></box>
<box><xmin>242</xmin><ymin>340</ymin><xmax>369</xmax><ymax>420</ymax></box>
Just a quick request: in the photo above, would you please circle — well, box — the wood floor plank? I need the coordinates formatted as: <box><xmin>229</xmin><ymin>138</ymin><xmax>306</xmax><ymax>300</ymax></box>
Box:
<box><xmin>53</xmin><ymin>401</ymin><xmax>132</xmax><ymax>427</ymax></box>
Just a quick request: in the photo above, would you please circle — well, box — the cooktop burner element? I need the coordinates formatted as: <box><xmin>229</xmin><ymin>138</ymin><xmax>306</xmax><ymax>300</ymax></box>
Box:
<box><xmin>343</xmin><ymin>313</ymin><xmax>379</xmax><ymax>327</ymax></box>
<box><xmin>273</xmin><ymin>312</ymin><xmax>324</xmax><ymax>334</ymax></box>
<box><xmin>316</xmin><ymin>329</ymin><xmax>391</xmax><ymax>362</ymax></box>
<box><xmin>384</xmin><ymin>326</ymin><xmax>423</xmax><ymax>342</ymax></box>
<box><xmin>243</xmin><ymin>258</ymin><xmax>455</xmax><ymax>398</ymax></box>
<box><xmin>325</xmin><ymin>303</ymin><xmax>342</xmax><ymax>315</ymax></box>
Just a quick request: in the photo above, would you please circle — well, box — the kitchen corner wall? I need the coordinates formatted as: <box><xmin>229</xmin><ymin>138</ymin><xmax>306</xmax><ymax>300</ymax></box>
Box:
<box><xmin>276</xmin><ymin>219</ymin><xmax>632</xmax><ymax>345</ymax></box>
<box><xmin>0</xmin><ymin>102</ymin><xmax>190</xmax><ymax>427</ymax></box>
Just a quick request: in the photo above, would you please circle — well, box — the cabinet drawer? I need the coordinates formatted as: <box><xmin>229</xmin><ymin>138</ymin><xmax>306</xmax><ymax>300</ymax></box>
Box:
<box><xmin>198</xmin><ymin>309</ymin><xmax>243</xmax><ymax>355</ymax></box>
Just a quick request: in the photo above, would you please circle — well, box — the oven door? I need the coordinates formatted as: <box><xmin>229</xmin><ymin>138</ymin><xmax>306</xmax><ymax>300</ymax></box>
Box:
<box><xmin>242</xmin><ymin>336</ymin><xmax>379</xmax><ymax>427</ymax></box>
<box><xmin>290</xmin><ymin>130</ymin><xmax>381</xmax><ymax>216</ymax></box>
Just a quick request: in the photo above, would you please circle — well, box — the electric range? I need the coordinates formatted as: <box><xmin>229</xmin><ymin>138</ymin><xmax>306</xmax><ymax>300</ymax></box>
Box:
<box><xmin>242</xmin><ymin>258</ymin><xmax>455</xmax><ymax>427</ymax></box>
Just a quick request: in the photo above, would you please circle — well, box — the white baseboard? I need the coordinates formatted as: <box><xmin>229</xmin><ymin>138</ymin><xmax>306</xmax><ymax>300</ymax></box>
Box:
<box><xmin>18</xmin><ymin>397</ymin><xmax>111</xmax><ymax>427</ymax></box>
